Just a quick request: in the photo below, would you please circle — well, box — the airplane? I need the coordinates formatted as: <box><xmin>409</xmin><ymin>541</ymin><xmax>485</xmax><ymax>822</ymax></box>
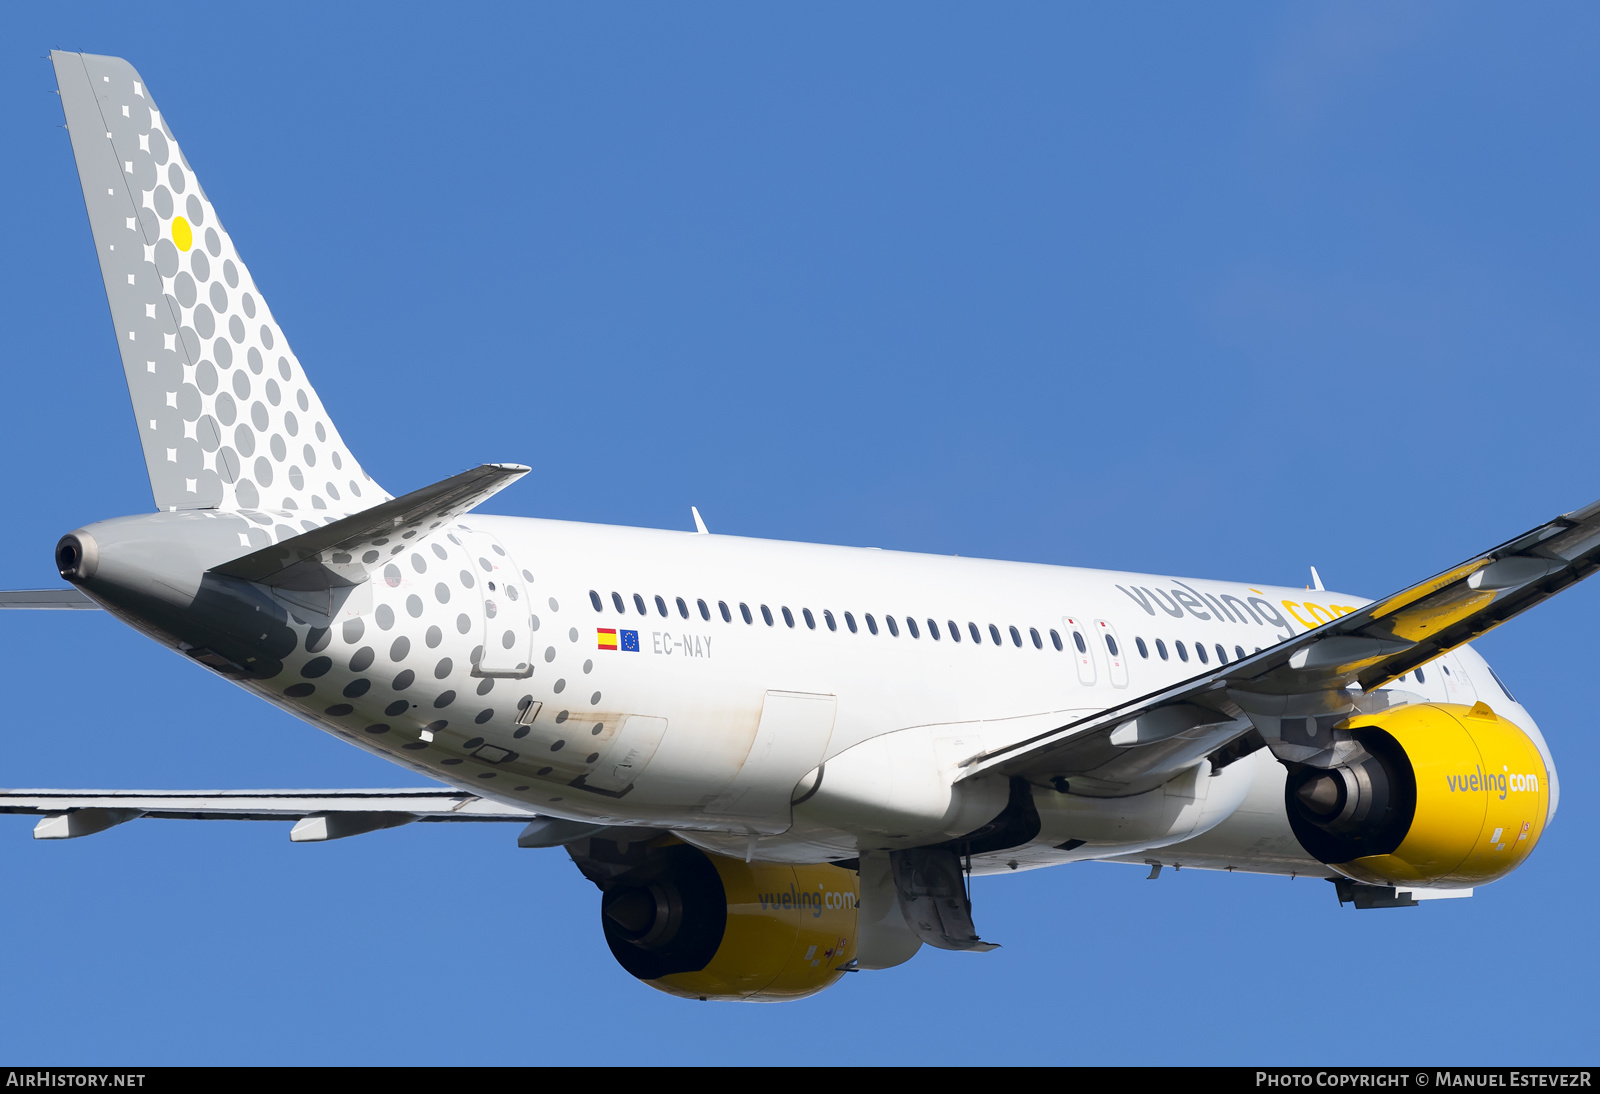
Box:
<box><xmin>4</xmin><ymin>50</ymin><xmax>1580</xmax><ymax>1003</ymax></box>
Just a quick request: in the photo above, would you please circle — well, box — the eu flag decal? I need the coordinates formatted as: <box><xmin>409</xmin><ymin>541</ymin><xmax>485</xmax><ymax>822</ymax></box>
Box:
<box><xmin>619</xmin><ymin>629</ymin><xmax>640</xmax><ymax>652</ymax></box>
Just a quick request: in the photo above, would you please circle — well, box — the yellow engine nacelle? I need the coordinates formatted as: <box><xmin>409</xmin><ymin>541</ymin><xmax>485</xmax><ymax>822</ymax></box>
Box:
<box><xmin>600</xmin><ymin>841</ymin><xmax>860</xmax><ymax>1002</ymax></box>
<box><xmin>1285</xmin><ymin>701</ymin><xmax>1550</xmax><ymax>888</ymax></box>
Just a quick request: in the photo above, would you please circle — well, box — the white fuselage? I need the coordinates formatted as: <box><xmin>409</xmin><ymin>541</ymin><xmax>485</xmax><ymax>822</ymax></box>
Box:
<box><xmin>234</xmin><ymin>514</ymin><xmax>1552</xmax><ymax>875</ymax></box>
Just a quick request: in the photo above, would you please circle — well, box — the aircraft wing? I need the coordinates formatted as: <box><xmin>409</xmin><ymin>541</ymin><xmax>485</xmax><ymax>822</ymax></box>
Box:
<box><xmin>0</xmin><ymin>787</ymin><xmax>541</xmax><ymax>842</ymax></box>
<box><xmin>0</xmin><ymin>589</ymin><xmax>100</xmax><ymax>609</ymax></box>
<box><xmin>962</xmin><ymin>495</ymin><xmax>1600</xmax><ymax>796</ymax></box>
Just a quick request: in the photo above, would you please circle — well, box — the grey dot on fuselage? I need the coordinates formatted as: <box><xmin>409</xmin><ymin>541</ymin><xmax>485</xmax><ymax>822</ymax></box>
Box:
<box><xmin>456</xmin><ymin>614</ymin><xmax>471</xmax><ymax>634</ymax></box>
<box><xmin>375</xmin><ymin>604</ymin><xmax>395</xmax><ymax>630</ymax></box>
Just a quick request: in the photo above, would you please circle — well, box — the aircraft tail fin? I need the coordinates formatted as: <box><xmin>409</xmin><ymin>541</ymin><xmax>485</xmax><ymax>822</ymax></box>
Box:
<box><xmin>51</xmin><ymin>51</ymin><xmax>387</xmax><ymax>516</ymax></box>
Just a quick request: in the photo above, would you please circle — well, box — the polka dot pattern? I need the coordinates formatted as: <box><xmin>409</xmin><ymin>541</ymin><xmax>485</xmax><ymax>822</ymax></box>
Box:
<box><xmin>54</xmin><ymin>52</ymin><xmax>389</xmax><ymax>516</ymax></box>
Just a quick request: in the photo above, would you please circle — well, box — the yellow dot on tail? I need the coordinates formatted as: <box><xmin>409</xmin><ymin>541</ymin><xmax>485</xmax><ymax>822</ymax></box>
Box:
<box><xmin>172</xmin><ymin>216</ymin><xmax>192</xmax><ymax>252</ymax></box>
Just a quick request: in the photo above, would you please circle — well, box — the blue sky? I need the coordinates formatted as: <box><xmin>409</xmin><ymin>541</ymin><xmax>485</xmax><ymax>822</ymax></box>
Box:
<box><xmin>1</xmin><ymin>2</ymin><xmax>1597</xmax><ymax>1064</ymax></box>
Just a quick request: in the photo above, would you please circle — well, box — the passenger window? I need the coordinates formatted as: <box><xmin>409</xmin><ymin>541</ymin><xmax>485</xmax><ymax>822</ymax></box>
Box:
<box><xmin>1441</xmin><ymin>664</ymin><xmax>1452</xmax><ymax>676</ymax></box>
<box><xmin>1051</xmin><ymin>629</ymin><xmax>1064</xmax><ymax>651</ymax></box>
<box><xmin>611</xmin><ymin>592</ymin><xmax>625</xmax><ymax>613</ymax></box>
<box><xmin>781</xmin><ymin>606</ymin><xmax>794</xmax><ymax>628</ymax></box>
<box><xmin>1215</xmin><ymin>643</ymin><xmax>1227</xmax><ymax>664</ymax></box>
<box><xmin>699</xmin><ymin>598</ymin><xmax>712</xmax><ymax>621</ymax></box>
<box><xmin>1009</xmin><ymin>626</ymin><xmax>1022</xmax><ymax>647</ymax></box>
<box><xmin>989</xmin><ymin>624</ymin><xmax>1002</xmax><ymax>645</ymax></box>
<box><xmin>929</xmin><ymin>619</ymin><xmax>941</xmax><ymax>640</ymax></box>
<box><xmin>739</xmin><ymin>603</ymin><xmax>753</xmax><ymax>624</ymax></box>
<box><xmin>633</xmin><ymin>593</ymin><xmax>647</xmax><ymax>615</ymax></box>
<box><xmin>761</xmin><ymin>605</ymin><xmax>775</xmax><ymax>626</ymax></box>
<box><xmin>1072</xmin><ymin>631</ymin><xmax>1087</xmax><ymax>654</ymax></box>
<box><xmin>1196</xmin><ymin>643</ymin><xmax>1208</xmax><ymax>664</ymax></box>
<box><xmin>866</xmin><ymin>614</ymin><xmax>879</xmax><ymax>635</ymax></box>
<box><xmin>886</xmin><ymin>616</ymin><xmax>900</xmax><ymax>637</ymax></box>
<box><xmin>803</xmin><ymin>608</ymin><xmax>816</xmax><ymax>630</ymax></box>
<box><xmin>1136</xmin><ymin>637</ymin><xmax>1148</xmax><ymax>658</ymax></box>
<box><xmin>824</xmin><ymin>610</ymin><xmax>837</xmax><ymax>631</ymax></box>
<box><xmin>1234</xmin><ymin>645</ymin><xmax>1245</xmax><ymax>661</ymax></box>
<box><xmin>906</xmin><ymin>617</ymin><xmax>919</xmax><ymax>638</ymax></box>
<box><xmin>845</xmin><ymin>611</ymin><xmax>858</xmax><ymax>633</ymax></box>
<box><xmin>718</xmin><ymin>600</ymin><xmax>732</xmax><ymax>623</ymax></box>
<box><xmin>1029</xmin><ymin>627</ymin><xmax>1043</xmax><ymax>649</ymax></box>
<box><xmin>589</xmin><ymin>590</ymin><xmax>603</xmax><ymax>612</ymax></box>
<box><xmin>655</xmin><ymin>595</ymin><xmax>668</xmax><ymax>617</ymax></box>
<box><xmin>1415</xmin><ymin>667</ymin><xmax>1426</xmax><ymax>683</ymax></box>
<box><xmin>1105</xmin><ymin>634</ymin><xmax>1119</xmax><ymax>657</ymax></box>
<box><xmin>1156</xmin><ymin>638</ymin><xmax>1168</xmax><ymax>660</ymax></box>
<box><xmin>676</xmin><ymin>597</ymin><xmax>689</xmax><ymax>619</ymax></box>
<box><xmin>969</xmin><ymin>622</ymin><xmax>982</xmax><ymax>644</ymax></box>
<box><xmin>1176</xmin><ymin>641</ymin><xmax>1189</xmax><ymax>662</ymax></box>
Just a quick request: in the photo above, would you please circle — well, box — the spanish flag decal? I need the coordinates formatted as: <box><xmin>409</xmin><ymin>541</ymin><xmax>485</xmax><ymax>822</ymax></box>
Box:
<box><xmin>597</xmin><ymin>629</ymin><xmax>640</xmax><ymax>652</ymax></box>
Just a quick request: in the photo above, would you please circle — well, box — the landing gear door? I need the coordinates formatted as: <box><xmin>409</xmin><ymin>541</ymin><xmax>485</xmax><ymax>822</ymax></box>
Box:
<box><xmin>1063</xmin><ymin>616</ymin><xmax>1097</xmax><ymax>687</ymax></box>
<box><xmin>458</xmin><ymin>528</ymin><xmax>533</xmax><ymax>678</ymax></box>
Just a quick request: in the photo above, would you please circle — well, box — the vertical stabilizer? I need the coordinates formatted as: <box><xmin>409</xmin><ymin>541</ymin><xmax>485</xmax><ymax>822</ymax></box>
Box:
<box><xmin>51</xmin><ymin>51</ymin><xmax>387</xmax><ymax>515</ymax></box>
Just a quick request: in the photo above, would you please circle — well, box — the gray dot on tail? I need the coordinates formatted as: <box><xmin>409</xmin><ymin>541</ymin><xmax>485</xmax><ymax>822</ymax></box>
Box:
<box><xmin>153</xmin><ymin>185</ymin><xmax>173</xmax><ymax>219</ymax></box>
<box><xmin>223</xmin><ymin>259</ymin><xmax>239</xmax><ymax>289</ymax></box>
<box><xmin>190</xmin><ymin>248</ymin><xmax>209</xmax><ymax>282</ymax></box>
<box><xmin>205</xmin><ymin>227</ymin><xmax>221</xmax><ymax>257</ymax></box>
<box><xmin>209</xmin><ymin>281</ymin><xmax>228</xmax><ymax>313</ymax></box>
<box><xmin>253</xmin><ymin>457</ymin><xmax>273</xmax><ymax>487</ymax></box>
<box><xmin>242</xmin><ymin>293</ymin><xmax>256</xmax><ymax>318</ymax></box>
<box><xmin>167</xmin><ymin>162</ymin><xmax>186</xmax><ymax>193</ymax></box>
<box><xmin>233</xmin><ymin>423</ymin><xmax>256</xmax><ymax>457</ymax></box>
<box><xmin>174</xmin><ymin>272</ymin><xmax>196</xmax><ymax>308</ymax></box>
<box><xmin>214</xmin><ymin>338</ymin><xmax>233</xmax><ymax>370</ymax></box>
<box><xmin>234</xmin><ymin>478</ymin><xmax>259</xmax><ymax>507</ymax></box>
<box><xmin>185</xmin><ymin>193</ymin><xmax>202</xmax><ymax>224</ymax></box>
<box><xmin>154</xmin><ymin>238</ymin><xmax>179</xmax><ymax>277</ymax></box>
<box><xmin>251</xmin><ymin>401</ymin><xmax>269</xmax><ymax>431</ymax></box>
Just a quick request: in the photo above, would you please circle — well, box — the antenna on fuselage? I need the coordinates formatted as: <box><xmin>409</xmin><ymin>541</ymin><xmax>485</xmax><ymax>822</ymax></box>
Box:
<box><xmin>1310</xmin><ymin>566</ymin><xmax>1325</xmax><ymax>592</ymax></box>
<box><xmin>691</xmin><ymin>506</ymin><xmax>710</xmax><ymax>535</ymax></box>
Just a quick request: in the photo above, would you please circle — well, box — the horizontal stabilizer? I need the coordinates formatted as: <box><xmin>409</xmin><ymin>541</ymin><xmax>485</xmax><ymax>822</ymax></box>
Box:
<box><xmin>209</xmin><ymin>463</ymin><xmax>528</xmax><ymax>591</ymax></box>
<box><xmin>0</xmin><ymin>589</ymin><xmax>100</xmax><ymax>610</ymax></box>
